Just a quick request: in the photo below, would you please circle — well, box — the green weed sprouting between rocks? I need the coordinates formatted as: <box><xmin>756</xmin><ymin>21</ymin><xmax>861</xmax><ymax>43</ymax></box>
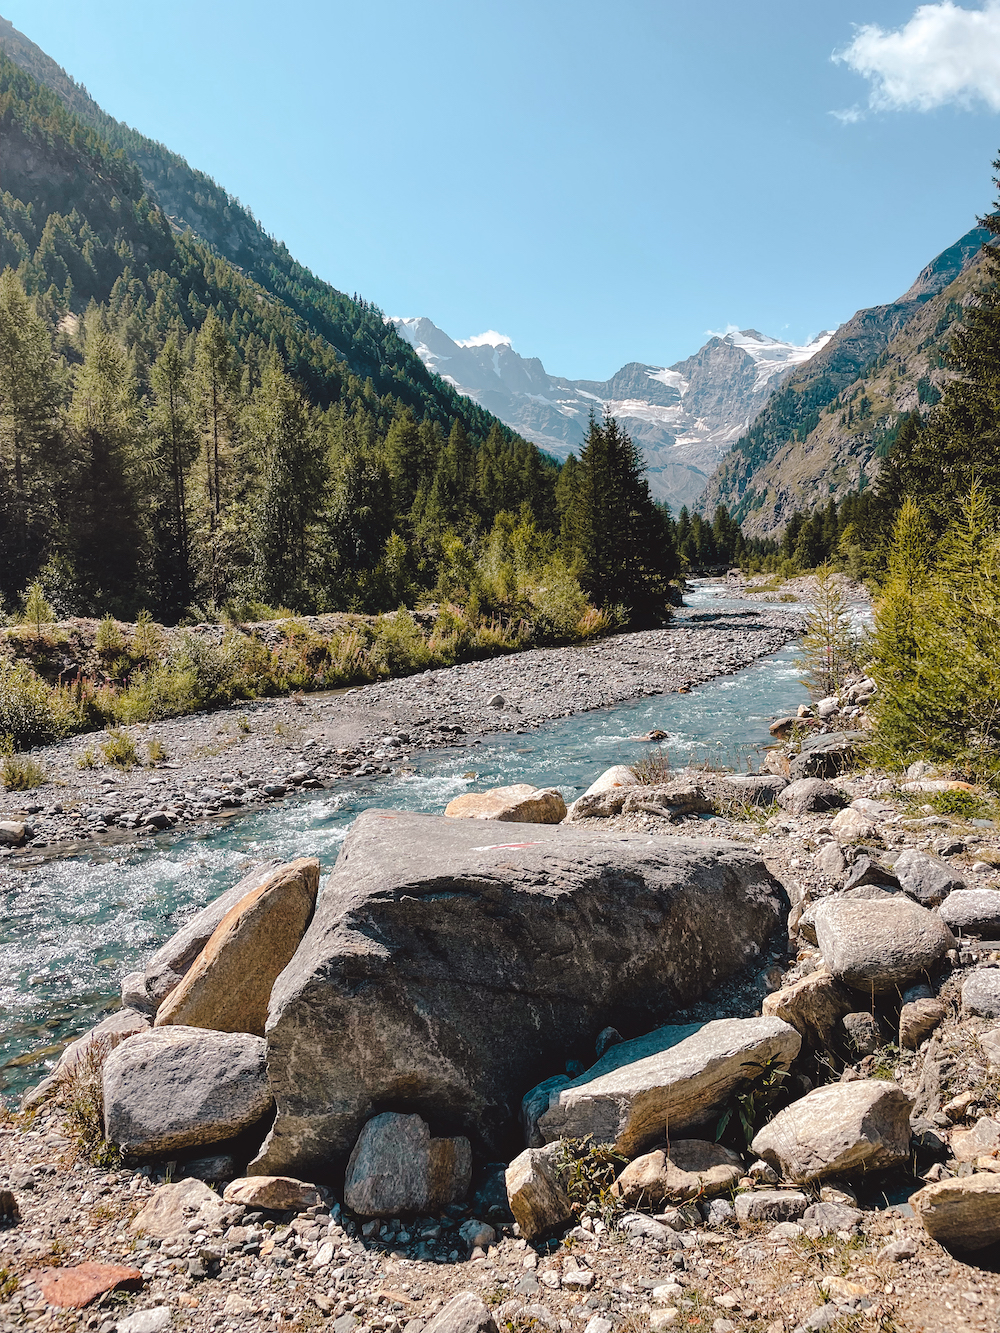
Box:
<box><xmin>59</xmin><ymin>1040</ymin><xmax>123</xmax><ymax>1170</ymax></box>
<box><xmin>554</xmin><ymin>1136</ymin><xmax>628</xmax><ymax>1227</ymax></box>
<box><xmin>0</xmin><ymin>749</ymin><xmax>46</xmax><ymax>790</ymax></box>
<box><xmin>715</xmin><ymin>1054</ymin><xmax>791</xmax><ymax>1150</ymax></box>
<box><xmin>100</xmin><ymin>728</ymin><xmax>138</xmax><ymax>770</ymax></box>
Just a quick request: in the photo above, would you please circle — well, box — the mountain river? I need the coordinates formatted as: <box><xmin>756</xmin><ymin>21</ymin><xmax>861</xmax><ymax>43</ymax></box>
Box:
<box><xmin>0</xmin><ymin>583</ymin><xmax>816</xmax><ymax>1101</ymax></box>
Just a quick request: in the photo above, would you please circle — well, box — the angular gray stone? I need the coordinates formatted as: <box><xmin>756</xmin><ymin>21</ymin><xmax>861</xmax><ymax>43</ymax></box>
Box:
<box><xmin>537</xmin><ymin>1016</ymin><xmax>801</xmax><ymax>1156</ymax></box>
<box><xmin>961</xmin><ymin>968</ymin><xmax>1000</xmax><ymax>1019</ymax></box>
<box><xmin>255</xmin><ymin>811</ymin><xmax>788</xmax><ymax>1173</ymax></box>
<box><xmin>733</xmin><ymin>1189</ymin><xmax>808</xmax><ymax>1222</ymax></box>
<box><xmin>505</xmin><ymin>1143</ymin><xmax>573</xmax><ymax>1241</ymax></box>
<box><xmin>813</xmin><ymin>897</ymin><xmax>955</xmax><ymax>993</ymax></box>
<box><xmin>789</xmin><ymin>732</ymin><xmax>865</xmax><ymax>780</ymax></box>
<box><xmin>812</xmin><ymin>842</ymin><xmax>847</xmax><ymax>879</ymax></box>
<box><xmin>841</xmin><ymin>1011</ymin><xmax>881</xmax><ymax>1057</ymax></box>
<box><xmin>751</xmin><ymin>1080</ymin><xmax>914</xmax><ymax>1183</ymax></box>
<box><xmin>522</xmin><ymin>1075</ymin><xmax>571</xmax><ymax>1149</ymax></box>
<box><xmin>940</xmin><ymin>889</ymin><xmax>1000</xmax><ymax>937</ymax></box>
<box><xmin>843</xmin><ymin>855</ymin><xmax>900</xmax><ymax>894</ymax></box>
<box><xmin>143</xmin><ymin>860</ymin><xmax>282</xmax><ymax>1006</ymax></box>
<box><xmin>894</xmin><ymin>849</ymin><xmax>966</xmax><ymax>908</ymax></box>
<box><xmin>343</xmin><ymin>1112</ymin><xmax>471</xmax><ymax>1217</ymax></box>
<box><xmin>777</xmin><ymin>779</ymin><xmax>842</xmax><ymax>816</ymax></box>
<box><xmin>104</xmin><ymin>1027</ymin><xmax>273</xmax><ymax>1157</ymax></box>
<box><xmin>802</xmin><ymin>1201</ymin><xmax>862</xmax><ymax>1233</ymax></box>
<box><xmin>423</xmin><ymin>1296</ymin><xmax>498</xmax><ymax>1333</ymax></box>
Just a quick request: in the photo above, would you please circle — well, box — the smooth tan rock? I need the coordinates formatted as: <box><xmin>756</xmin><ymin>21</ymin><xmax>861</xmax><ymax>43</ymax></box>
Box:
<box><xmin>343</xmin><ymin>1112</ymin><xmax>472</xmax><ymax>1217</ymax></box>
<box><xmin>813</xmin><ymin>897</ymin><xmax>956</xmax><ymax>993</ymax></box>
<box><xmin>538</xmin><ymin>1016</ymin><xmax>800</xmax><ymax>1157</ymax></box>
<box><xmin>911</xmin><ymin>1172</ymin><xmax>1000</xmax><ymax>1250</ymax></box>
<box><xmin>223</xmin><ymin>1176</ymin><xmax>321</xmax><ymax>1210</ymax></box>
<box><xmin>130</xmin><ymin>1178</ymin><xmax>228</xmax><ymax>1239</ymax></box>
<box><xmin>143</xmin><ymin>860</ymin><xmax>282</xmax><ymax>1006</ymax></box>
<box><xmin>612</xmin><ymin>1140</ymin><xmax>743</xmax><ymax>1207</ymax></box>
<box><xmin>584</xmin><ymin>765</ymin><xmax>637</xmax><ymax>797</ymax></box>
<box><xmin>155</xmin><ymin>858</ymin><xmax>318</xmax><ymax>1035</ymax></box>
<box><xmin>761</xmin><ymin>969</ymin><xmax>851</xmax><ymax>1050</ymax></box>
<box><xmin>899</xmin><ymin>998</ymin><xmax>947</xmax><ymax>1049</ymax></box>
<box><xmin>951</xmin><ymin>1116</ymin><xmax>1000</xmax><ymax>1163</ymax></box>
<box><xmin>444</xmin><ymin>785</ymin><xmax>566</xmax><ymax>823</ymax></box>
<box><xmin>505</xmin><ymin>1143</ymin><xmax>573</xmax><ymax>1241</ymax></box>
<box><xmin>751</xmin><ymin>1080</ymin><xmax>913</xmax><ymax>1183</ymax></box>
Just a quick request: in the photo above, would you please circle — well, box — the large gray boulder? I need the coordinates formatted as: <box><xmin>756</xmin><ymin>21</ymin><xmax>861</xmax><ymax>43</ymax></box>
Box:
<box><xmin>142</xmin><ymin>860</ymin><xmax>281</xmax><ymax>1007</ymax></box>
<box><xmin>962</xmin><ymin>968</ymin><xmax>1000</xmax><ymax>1019</ymax></box>
<box><xmin>104</xmin><ymin>1027</ymin><xmax>273</xmax><ymax>1158</ymax></box>
<box><xmin>939</xmin><ymin>889</ymin><xmax>1000</xmax><ymax>937</ymax></box>
<box><xmin>789</xmin><ymin>732</ymin><xmax>865</xmax><ymax>781</ymax></box>
<box><xmin>537</xmin><ymin>1016</ymin><xmax>800</xmax><ymax>1156</ymax></box>
<box><xmin>343</xmin><ymin>1113</ymin><xmax>472</xmax><ymax>1217</ymax></box>
<box><xmin>813</xmin><ymin>897</ymin><xmax>955</xmax><ymax>993</ymax></box>
<box><xmin>751</xmin><ymin>1080</ymin><xmax>913</xmax><ymax>1183</ymax></box>
<box><xmin>911</xmin><ymin>1174</ymin><xmax>1000</xmax><ymax>1251</ymax></box>
<box><xmin>777</xmin><ymin>779</ymin><xmax>842</xmax><ymax>816</ymax></box>
<box><xmin>893</xmin><ymin>849</ymin><xmax>965</xmax><ymax>908</ymax></box>
<box><xmin>253</xmin><ymin>811</ymin><xmax>789</xmax><ymax>1174</ymax></box>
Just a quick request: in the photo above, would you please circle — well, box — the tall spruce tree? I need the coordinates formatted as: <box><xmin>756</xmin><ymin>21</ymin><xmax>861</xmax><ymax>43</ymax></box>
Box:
<box><xmin>560</xmin><ymin>414</ymin><xmax>679</xmax><ymax>622</ymax></box>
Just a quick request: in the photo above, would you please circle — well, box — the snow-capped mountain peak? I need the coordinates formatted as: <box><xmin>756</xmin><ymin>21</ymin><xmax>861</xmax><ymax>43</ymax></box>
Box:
<box><xmin>387</xmin><ymin>315</ymin><xmax>833</xmax><ymax>511</ymax></box>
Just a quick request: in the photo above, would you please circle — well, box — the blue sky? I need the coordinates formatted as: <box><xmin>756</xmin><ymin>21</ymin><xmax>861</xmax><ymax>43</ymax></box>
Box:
<box><xmin>6</xmin><ymin>1</ymin><xmax>1000</xmax><ymax>378</ymax></box>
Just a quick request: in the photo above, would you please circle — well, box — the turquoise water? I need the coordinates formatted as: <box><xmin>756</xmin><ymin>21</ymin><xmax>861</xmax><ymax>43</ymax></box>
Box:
<box><xmin>0</xmin><ymin>585</ymin><xmax>810</xmax><ymax>1099</ymax></box>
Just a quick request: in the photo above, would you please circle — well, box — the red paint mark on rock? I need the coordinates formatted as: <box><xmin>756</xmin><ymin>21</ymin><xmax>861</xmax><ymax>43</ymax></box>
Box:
<box><xmin>29</xmin><ymin>1262</ymin><xmax>143</xmax><ymax>1308</ymax></box>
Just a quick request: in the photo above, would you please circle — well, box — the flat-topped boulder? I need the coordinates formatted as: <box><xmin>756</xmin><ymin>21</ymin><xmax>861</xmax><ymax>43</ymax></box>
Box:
<box><xmin>537</xmin><ymin>1016</ymin><xmax>800</xmax><ymax>1157</ymax></box>
<box><xmin>813</xmin><ymin>896</ymin><xmax>955</xmax><ymax>993</ymax></box>
<box><xmin>253</xmin><ymin>810</ymin><xmax>789</xmax><ymax>1175</ymax></box>
<box><xmin>445</xmin><ymin>785</ymin><xmax>567</xmax><ymax>823</ymax></box>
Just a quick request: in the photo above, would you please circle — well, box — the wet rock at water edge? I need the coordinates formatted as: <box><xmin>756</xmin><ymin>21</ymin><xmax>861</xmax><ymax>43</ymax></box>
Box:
<box><xmin>154</xmin><ymin>857</ymin><xmax>319</xmax><ymax>1035</ymax></box>
<box><xmin>444</xmin><ymin>784</ymin><xmax>567</xmax><ymax>824</ymax></box>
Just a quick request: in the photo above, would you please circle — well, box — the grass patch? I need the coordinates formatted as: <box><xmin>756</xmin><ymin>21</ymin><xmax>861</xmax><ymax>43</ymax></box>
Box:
<box><xmin>632</xmin><ymin>747</ymin><xmax>671</xmax><ymax>785</ymax></box>
<box><xmin>76</xmin><ymin>747</ymin><xmax>98</xmax><ymax>769</ymax></box>
<box><xmin>1</xmin><ymin>752</ymin><xmax>45</xmax><ymax>790</ymax></box>
<box><xmin>60</xmin><ymin>1040</ymin><xmax>123</xmax><ymax>1169</ymax></box>
<box><xmin>146</xmin><ymin>737</ymin><xmax>167</xmax><ymax>764</ymax></box>
<box><xmin>0</xmin><ymin>1268</ymin><xmax>18</xmax><ymax>1299</ymax></box>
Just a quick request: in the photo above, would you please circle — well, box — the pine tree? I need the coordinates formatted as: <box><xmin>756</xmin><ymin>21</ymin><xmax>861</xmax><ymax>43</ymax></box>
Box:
<box><xmin>149</xmin><ymin>334</ymin><xmax>197</xmax><ymax>616</ymax></box>
<box><xmin>193</xmin><ymin>310</ymin><xmax>239</xmax><ymax>603</ymax></box>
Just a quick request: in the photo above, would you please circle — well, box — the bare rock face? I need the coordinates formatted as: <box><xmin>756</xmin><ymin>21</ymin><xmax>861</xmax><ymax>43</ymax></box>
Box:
<box><xmin>761</xmin><ymin>969</ymin><xmax>852</xmax><ymax>1050</ymax></box>
<box><xmin>893</xmin><ymin>849</ymin><xmax>966</xmax><ymax>908</ymax></box>
<box><xmin>254</xmin><ymin>810</ymin><xmax>788</xmax><ymax>1175</ymax></box>
<box><xmin>911</xmin><ymin>1173</ymin><xmax>1000</xmax><ymax>1250</ymax></box>
<box><xmin>154</xmin><ymin>858</ymin><xmax>319</xmax><ymax>1036</ymax></box>
<box><xmin>813</xmin><ymin>897</ymin><xmax>955</xmax><ymax>993</ymax></box>
<box><xmin>733</xmin><ymin>1189</ymin><xmax>808</xmax><ymax>1222</ymax></box>
<box><xmin>751</xmin><ymin>1080</ymin><xmax>913</xmax><ymax>1183</ymax></box>
<box><xmin>104</xmin><ymin>1027</ymin><xmax>273</xmax><ymax>1158</ymax></box>
<box><xmin>343</xmin><ymin>1113</ymin><xmax>472</xmax><ymax>1217</ymax></box>
<box><xmin>537</xmin><ymin>1016</ymin><xmax>800</xmax><ymax>1157</ymax></box>
<box><xmin>612</xmin><ymin>1140</ymin><xmax>743</xmax><ymax>1207</ymax></box>
<box><xmin>505</xmin><ymin>1144</ymin><xmax>573</xmax><ymax>1241</ymax></box>
<box><xmin>962</xmin><ymin>968</ymin><xmax>1000</xmax><ymax>1019</ymax></box>
<box><xmin>444</xmin><ymin>784</ymin><xmax>567</xmax><ymax>823</ymax></box>
<box><xmin>142</xmin><ymin>860</ymin><xmax>282</xmax><ymax>1007</ymax></box>
<box><xmin>941</xmin><ymin>890</ymin><xmax>1000</xmax><ymax>937</ymax></box>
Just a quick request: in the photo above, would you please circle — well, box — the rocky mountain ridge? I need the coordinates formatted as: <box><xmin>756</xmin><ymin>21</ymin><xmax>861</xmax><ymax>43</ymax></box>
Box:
<box><xmin>701</xmin><ymin>225</ymin><xmax>992</xmax><ymax>536</ymax></box>
<box><xmin>392</xmin><ymin>317</ymin><xmax>830</xmax><ymax>512</ymax></box>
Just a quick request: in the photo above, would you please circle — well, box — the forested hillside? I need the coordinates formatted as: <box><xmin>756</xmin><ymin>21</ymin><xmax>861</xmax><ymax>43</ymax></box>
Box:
<box><xmin>0</xmin><ymin>44</ymin><xmax>679</xmax><ymax>634</ymax></box>
<box><xmin>702</xmin><ymin>225</ymin><xmax>991</xmax><ymax>536</ymax></box>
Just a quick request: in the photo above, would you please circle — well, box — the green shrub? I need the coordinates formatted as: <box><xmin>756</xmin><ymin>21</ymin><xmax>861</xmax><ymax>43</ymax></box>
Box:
<box><xmin>100</xmin><ymin>728</ymin><xmax>137</xmax><ymax>769</ymax></box>
<box><xmin>1</xmin><ymin>753</ymin><xmax>46</xmax><ymax>790</ymax></box>
<box><xmin>76</xmin><ymin>747</ymin><xmax>97</xmax><ymax>770</ymax></box>
<box><xmin>94</xmin><ymin>614</ymin><xmax>126</xmax><ymax>657</ymax></box>
<box><xmin>146</xmin><ymin>737</ymin><xmax>167</xmax><ymax>764</ymax></box>
<box><xmin>0</xmin><ymin>659</ymin><xmax>59</xmax><ymax>749</ymax></box>
<box><xmin>370</xmin><ymin>611</ymin><xmax>435</xmax><ymax>676</ymax></box>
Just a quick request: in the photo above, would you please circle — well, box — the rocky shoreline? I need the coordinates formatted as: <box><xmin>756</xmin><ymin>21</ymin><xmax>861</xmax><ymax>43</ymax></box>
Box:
<box><xmin>0</xmin><ymin>601</ymin><xmax>800</xmax><ymax>860</ymax></box>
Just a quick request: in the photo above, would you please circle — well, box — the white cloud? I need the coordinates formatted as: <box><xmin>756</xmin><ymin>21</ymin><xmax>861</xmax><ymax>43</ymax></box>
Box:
<box><xmin>835</xmin><ymin>2</ymin><xmax>1000</xmax><ymax>113</ymax></box>
<box><xmin>705</xmin><ymin>322</ymin><xmax>740</xmax><ymax>338</ymax></box>
<box><xmin>456</xmin><ymin>330</ymin><xmax>512</xmax><ymax>348</ymax></box>
<box><xmin>830</xmin><ymin>105</ymin><xmax>866</xmax><ymax>124</ymax></box>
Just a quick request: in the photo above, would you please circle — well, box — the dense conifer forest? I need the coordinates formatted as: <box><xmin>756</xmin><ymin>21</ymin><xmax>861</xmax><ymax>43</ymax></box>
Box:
<box><xmin>0</xmin><ymin>51</ymin><xmax>680</xmax><ymax>635</ymax></box>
